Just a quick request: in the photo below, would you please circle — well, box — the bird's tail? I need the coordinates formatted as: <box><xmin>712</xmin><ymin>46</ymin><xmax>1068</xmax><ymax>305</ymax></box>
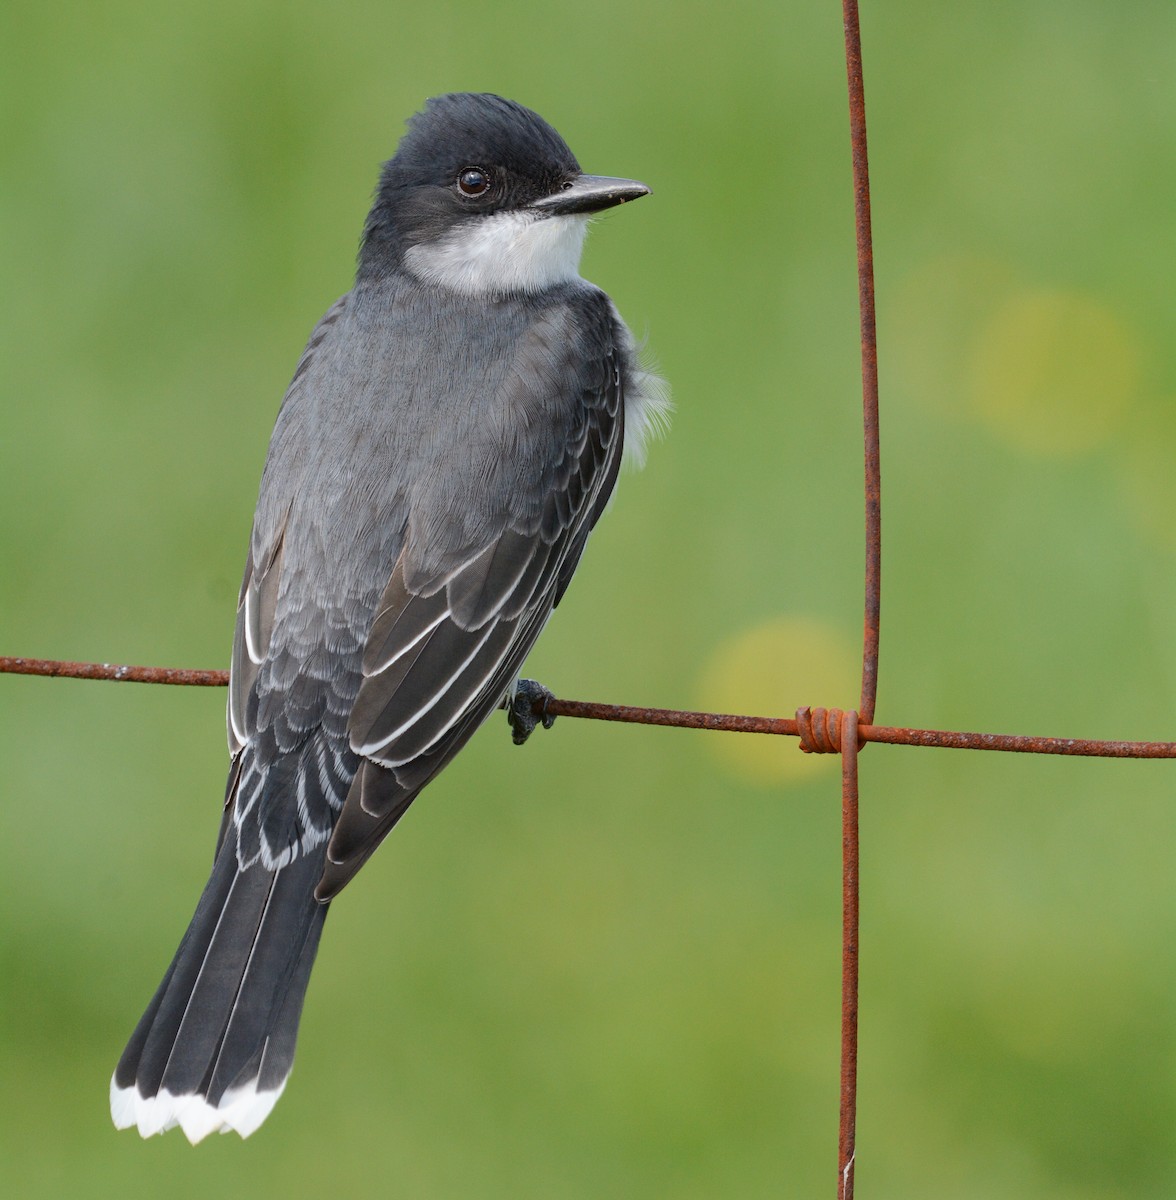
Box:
<box><xmin>110</xmin><ymin>836</ymin><xmax>328</xmax><ymax>1143</ymax></box>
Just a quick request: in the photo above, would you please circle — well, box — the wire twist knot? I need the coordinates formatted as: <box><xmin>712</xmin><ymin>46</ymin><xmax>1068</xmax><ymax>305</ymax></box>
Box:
<box><xmin>796</xmin><ymin>706</ymin><xmax>854</xmax><ymax>754</ymax></box>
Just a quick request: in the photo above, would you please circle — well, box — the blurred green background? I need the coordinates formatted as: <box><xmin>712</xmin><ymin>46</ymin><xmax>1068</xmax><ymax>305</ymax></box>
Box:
<box><xmin>3</xmin><ymin>1</ymin><xmax>1175</xmax><ymax>1195</ymax></box>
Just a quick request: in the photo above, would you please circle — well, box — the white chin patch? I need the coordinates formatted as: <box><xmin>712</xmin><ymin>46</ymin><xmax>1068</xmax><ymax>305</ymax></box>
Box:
<box><xmin>110</xmin><ymin>1073</ymin><xmax>287</xmax><ymax>1144</ymax></box>
<box><xmin>405</xmin><ymin>210</ymin><xmax>588</xmax><ymax>297</ymax></box>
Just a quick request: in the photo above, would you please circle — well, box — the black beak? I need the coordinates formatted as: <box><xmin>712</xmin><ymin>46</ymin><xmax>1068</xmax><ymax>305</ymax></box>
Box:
<box><xmin>531</xmin><ymin>174</ymin><xmax>651</xmax><ymax>216</ymax></box>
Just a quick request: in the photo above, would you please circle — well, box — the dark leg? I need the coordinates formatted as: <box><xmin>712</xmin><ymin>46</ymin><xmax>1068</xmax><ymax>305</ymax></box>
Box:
<box><xmin>506</xmin><ymin>678</ymin><xmax>557</xmax><ymax>746</ymax></box>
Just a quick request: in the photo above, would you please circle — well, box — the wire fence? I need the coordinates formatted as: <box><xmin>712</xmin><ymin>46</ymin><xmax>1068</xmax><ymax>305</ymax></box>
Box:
<box><xmin>2</xmin><ymin>4</ymin><xmax>1172</xmax><ymax>1195</ymax></box>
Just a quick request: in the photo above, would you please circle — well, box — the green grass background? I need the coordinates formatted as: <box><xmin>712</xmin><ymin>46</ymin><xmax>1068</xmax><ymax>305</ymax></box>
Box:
<box><xmin>3</xmin><ymin>1</ymin><xmax>1175</xmax><ymax>1196</ymax></box>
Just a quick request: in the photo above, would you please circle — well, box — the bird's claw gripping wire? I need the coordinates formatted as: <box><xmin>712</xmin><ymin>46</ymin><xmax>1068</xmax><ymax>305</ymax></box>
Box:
<box><xmin>506</xmin><ymin>678</ymin><xmax>557</xmax><ymax>745</ymax></box>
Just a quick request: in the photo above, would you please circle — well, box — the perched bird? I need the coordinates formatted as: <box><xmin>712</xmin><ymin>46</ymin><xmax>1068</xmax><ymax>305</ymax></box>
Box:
<box><xmin>110</xmin><ymin>92</ymin><xmax>667</xmax><ymax>1144</ymax></box>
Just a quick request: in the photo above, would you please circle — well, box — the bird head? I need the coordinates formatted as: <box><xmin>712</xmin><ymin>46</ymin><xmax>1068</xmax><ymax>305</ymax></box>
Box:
<box><xmin>360</xmin><ymin>93</ymin><xmax>649</xmax><ymax>295</ymax></box>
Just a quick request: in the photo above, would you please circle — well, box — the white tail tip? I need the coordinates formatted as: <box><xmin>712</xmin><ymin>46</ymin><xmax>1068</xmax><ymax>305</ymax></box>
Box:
<box><xmin>110</xmin><ymin>1073</ymin><xmax>287</xmax><ymax>1144</ymax></box>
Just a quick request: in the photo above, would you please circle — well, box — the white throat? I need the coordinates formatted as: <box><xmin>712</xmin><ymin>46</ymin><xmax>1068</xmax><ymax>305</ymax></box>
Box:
<box><xmin>404</xmin><ymin>210</ymin><xmax>589</xmax><ymax>296</ymax></box>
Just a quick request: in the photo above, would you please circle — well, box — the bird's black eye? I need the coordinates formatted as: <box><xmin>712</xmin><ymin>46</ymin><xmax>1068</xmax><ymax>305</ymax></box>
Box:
<box><xmin>456</xmin><ymin>167</ymin><xmax>491</xmax><ymax>197</ymax></box>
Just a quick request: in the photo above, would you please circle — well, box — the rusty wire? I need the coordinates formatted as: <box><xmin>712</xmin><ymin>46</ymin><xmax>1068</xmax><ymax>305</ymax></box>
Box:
<box><xmin>839</xmin><ymin>6</ymin><xmax>873</xmax><ymax>1187</ymax></box>
<box><xmin>8</xmin><ymin>660</ymin><xmax>1172</xmax><ymax>761</ymax></box>
<box><xmin>844</xmin><ymin>0</ymin><xmax>881</xmax><ymax>734</ymax></box>
<box><xmin>0</xmin><ymin>656</ymin><xmax>229</xmax><ymax>687</ymax></box>
<box><xmin>838</xmin><ymin>710</ymin><xmax>861</xmax><ymax>1200</ymax></box>
<box><xmin>1</xmin><ymin>5</ymin><xmax>1173</xmax><ymax>1195</ymax></box>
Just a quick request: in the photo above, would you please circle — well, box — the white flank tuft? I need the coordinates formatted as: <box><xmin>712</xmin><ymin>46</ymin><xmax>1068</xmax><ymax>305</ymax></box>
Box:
<box><xmin>110</xmin><ymin>1073</ymin><xmax>287</xmax><ymax>1145</ymax></box>
<box><xmin>405</xmin><ymin>211</ymin><xmax>588</xmax><ymax>297</ymax></box>
<box><xmin>623</xmin><ymin>360</ymin><xmax>672</xmax><ymax>469</ymax></box>
<box><xmin>608</xmin><ymin>305</ymin><xmax>672</xmax><ymax>469</ymax></box>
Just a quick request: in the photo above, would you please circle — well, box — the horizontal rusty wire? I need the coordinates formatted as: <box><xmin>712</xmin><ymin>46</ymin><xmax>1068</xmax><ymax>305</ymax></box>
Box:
<box><xmin>538</xmin><ymin>698</ymin><xmax>1176</xmax><ymax>759</ymax></box>
<box><xmin>4</xmin><ymin>657</ymin><xmax>1173</xmax><ymax>759</ymax></box>
<box><xmin>0</xmin><ymin>656</ymin><xmax>230</xmax><ymax>687</ymax></box>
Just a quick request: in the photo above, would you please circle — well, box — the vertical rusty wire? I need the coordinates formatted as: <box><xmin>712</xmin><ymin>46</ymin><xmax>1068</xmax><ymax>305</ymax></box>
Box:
<box><xmin>837</xmin><ymin>711</ymin><xmax>861</xmax><ymax>1200</ymax></box>
<box><xmin>842</xmin><ymin>0</ymin><xmax>881</xmax><ymax>728</ymax></box>
<box><xmin>840</xmin><ymin>2</ymin><xmax>873</xmax><ymax>1194</ymax></box>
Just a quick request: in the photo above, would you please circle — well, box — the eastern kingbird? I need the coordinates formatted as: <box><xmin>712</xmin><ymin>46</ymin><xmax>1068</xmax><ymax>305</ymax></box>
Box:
<box><xmin>110</xmin><ymin>92</ymin><xmax>667</xmax><ymax>1143</ymax></box>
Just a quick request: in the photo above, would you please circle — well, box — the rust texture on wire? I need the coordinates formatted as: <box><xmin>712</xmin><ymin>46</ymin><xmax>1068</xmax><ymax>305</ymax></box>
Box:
<box><xmin>550</xmin><ymin>699</ymin><xmax>1176</xmax><ymax>759</ymax></box>
<box><xmin>7</xmin><ymin>659</ymin><xmax>1173</xmax><ymax>760</ymax></box>
<box><xmin>843</xmin><ymin>0</ymin><xmax>881</xmax><ymax>733</ymax></box>
<box><xmin>0</xmin><ymin>656</ymin><xmax>229</xmax><ymax>687</ymax></box>
<box><xmin>837</xmin><ymin>2</ymin><xmax>872</xmax><ymax>1190</ymax></box>
<box><xmin>838</xmin><ymin>711</ymin><xmax>861</xmax><ymax>1200</ymax></box>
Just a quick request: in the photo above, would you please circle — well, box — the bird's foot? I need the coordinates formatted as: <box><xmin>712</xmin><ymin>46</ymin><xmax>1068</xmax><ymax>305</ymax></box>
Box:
<box><xmin>507</xmin><ymin>679</ymin><xmax>557</xmax><ymax>746</ymax></box>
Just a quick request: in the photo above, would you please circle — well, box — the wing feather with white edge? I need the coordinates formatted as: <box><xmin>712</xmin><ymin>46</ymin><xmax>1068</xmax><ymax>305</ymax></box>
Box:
<box><xmin>317</xmin><ymin>336</ymin><xmax>626</xmax><ymax>899</ymax></box>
